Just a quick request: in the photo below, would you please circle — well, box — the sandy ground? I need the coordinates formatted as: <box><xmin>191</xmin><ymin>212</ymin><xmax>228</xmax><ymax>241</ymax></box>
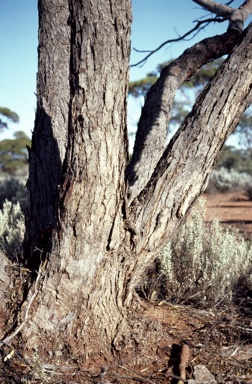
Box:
<box><xmin>204</xmin><ymin>191</ymin><xmax>252</xmax><ymax>238</ymax></box>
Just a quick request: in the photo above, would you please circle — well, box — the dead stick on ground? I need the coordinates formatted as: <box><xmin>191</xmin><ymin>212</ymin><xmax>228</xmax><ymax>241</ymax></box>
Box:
<box><xmin>178</xmin><ymin>341</ymin><xmax>190</xmax><ymax>384</ymax></box>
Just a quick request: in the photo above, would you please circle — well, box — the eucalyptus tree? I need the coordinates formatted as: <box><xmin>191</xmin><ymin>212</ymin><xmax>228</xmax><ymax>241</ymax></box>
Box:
<box><xmin>0</xmin><ymin>0</ymin><xmax>251</xmax><ymax>364</ymax></box>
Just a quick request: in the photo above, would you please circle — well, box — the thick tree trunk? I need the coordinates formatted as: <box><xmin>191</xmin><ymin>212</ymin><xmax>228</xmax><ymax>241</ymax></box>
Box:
<box><xmin>23</xmin><ymin>0</ymin><xmax>133</xmax><ymax>358</ymax></box>
<box><xmin>8</xmin><ymin>0</ymin><xmax>251</xmax><ymax>363</ymax></box>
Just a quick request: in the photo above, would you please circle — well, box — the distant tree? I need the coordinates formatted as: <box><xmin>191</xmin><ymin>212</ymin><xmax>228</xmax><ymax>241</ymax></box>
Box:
<box><xmin>0</xmin><ymin>107</ymin><xmax>19</xmax><ymax>131</ymax></box>
<box><xmin>236</xmin><ymin>109</ymin><xmax>252</xmax><ymax>150</ymax></box>
<box><xmin>0</xmin><ymin>131</ymin><xmax>30</xmax><ymax>175</ymax></box>
<box><xmin>216</xmin><ymin>145</ymin><xmax>252</xmax><ymax>173</ymax></box>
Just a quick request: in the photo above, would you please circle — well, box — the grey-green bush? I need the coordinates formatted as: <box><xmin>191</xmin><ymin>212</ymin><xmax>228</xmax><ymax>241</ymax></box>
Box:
<box><xmin>0</xmin><ymin>200</ymin><xmax>25</xmax><ymax>259</ymax></box>
<box><xmin>159</xmin><ymin>198</ymin><xmax>252</xmax><ymax>307</ymax></box>
<box><xmin>207</xmin><ymin>167</ymin><xmax>252</xmax><ymax>195</ymax></box>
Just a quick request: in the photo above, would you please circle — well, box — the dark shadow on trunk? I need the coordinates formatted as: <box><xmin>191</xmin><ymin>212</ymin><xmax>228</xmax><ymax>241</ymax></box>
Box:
<box><xmin>24</xmin><ymin>107</ymin><xmax>62</xmax><ymax>271</ymax></box>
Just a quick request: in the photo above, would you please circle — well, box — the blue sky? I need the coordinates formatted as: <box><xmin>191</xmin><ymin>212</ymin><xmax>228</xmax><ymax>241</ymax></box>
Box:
<box><xmin>0</xmin><ymin>0</ymin><xmax>250</xmax><ymax>144</ymax></box>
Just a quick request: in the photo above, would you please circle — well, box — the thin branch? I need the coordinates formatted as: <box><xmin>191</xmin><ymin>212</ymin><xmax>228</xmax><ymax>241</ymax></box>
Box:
<box><xmin>132</xmin><ymin>0</ymin><xmax>251</xmax><ymax>68</ymax></box>
<box><xmin>131</xmin><ymin>17</ymin><xmax>224</xmax><ymax>67</ymax></box>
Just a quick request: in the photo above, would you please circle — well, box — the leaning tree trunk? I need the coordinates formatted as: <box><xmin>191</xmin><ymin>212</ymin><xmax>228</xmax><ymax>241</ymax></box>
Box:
<box><xmin>12</xmin><ymin>0</ymin><xmax>252</xmax><ymax>362</ymax></box>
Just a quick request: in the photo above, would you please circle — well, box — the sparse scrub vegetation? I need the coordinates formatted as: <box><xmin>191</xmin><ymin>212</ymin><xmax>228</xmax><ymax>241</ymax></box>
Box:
<box><xmin>158</xmin><ymin>199</ymin><xmax>252</xmax><ymax>307</ymax></box>
<box><xmin>0</xmin><ymin>177</ymin><xmax>28</xmax><ymax>259</ymax></box>
<box><xmin>0</xmin><ymin>177</ymin><xmax>29</xmax><ymax>212</ymax></box>
<box><xmin>0</xmin><ymin>199</ymin><xmax>25</xmax><ymax>259</ymax></box>
<box><xmin>207</xmin><ymin>167</ymin><xmax>252</xmax><ymax>197</ymax></box>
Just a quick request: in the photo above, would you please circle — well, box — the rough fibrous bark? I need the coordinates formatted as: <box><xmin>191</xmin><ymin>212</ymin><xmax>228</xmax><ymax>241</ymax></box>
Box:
<box><xmin>26</xmin><ymin>0</ymin><xmax>71</xmax><ymax>261</ymax></box>
<box><xmin>1</xmin><ymin>0</ymin><xmax>251</xmax><ymax>364</ymax></box>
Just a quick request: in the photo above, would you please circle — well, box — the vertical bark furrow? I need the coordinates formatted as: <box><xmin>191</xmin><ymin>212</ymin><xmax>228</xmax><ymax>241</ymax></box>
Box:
<box><xmin>25</xmin><ymin>0</ymin><xmax>132</xmax><ymax>354</ymax></box>
<box><xmin>27</xmin><ymin>0</ymin><xmax>71</xmax><ymax>261</ymax></box>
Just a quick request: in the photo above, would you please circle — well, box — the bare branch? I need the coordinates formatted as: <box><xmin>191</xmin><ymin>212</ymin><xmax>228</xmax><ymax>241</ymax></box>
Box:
<box><xmin>178</xmin><ymin>342</ymin><xmax>190</xmax><ymax>384</ymax></box>
<box><xmin>131</xmin><ymin>1</ymin><xmax>252</xmax><ymax>69</ymax></box>
<box><xmin>192</xmin><ymin>0</ymin><xmax>233</xmax><ymax>18</ymax></box>
<box><xmin>193</xmin><ymin>0</ymin><xmax>252</xmax><ymax>31</ymax></box>
<box><xmin>229</xmin><ymin>0</ymin><xmax>252</xmax><ymax>30</ymax></box>
<box><xmin>131</xmin><ymin>17</ymin><xmax>224</xmax><ymax>68</ymax></box>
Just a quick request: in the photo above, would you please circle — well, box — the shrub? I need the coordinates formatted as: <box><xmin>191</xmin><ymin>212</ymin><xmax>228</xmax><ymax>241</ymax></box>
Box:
<box><xmin>0</xmin><ymin>177</ymin><xmax>29</xmax><ymax>212</ymax></box>
<box><xmin>159</xmin><ymin>199</ymin><xmax>252</xmax><ymax>307</ymax></box>
<box><xmin>207</xmin><ymin>167</ymin><xmax>252</xmax><ymax>194</ymax></box>
<box><xmin>0</xmin><ymin>200</ymin><xmax>25</xmax><ymax>259</ymax></box>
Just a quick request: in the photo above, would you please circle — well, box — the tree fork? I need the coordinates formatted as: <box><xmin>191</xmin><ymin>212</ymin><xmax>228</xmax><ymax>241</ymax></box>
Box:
<box><xmin>1</xmin><ymin>0</ymin><xmax>251</xmax><ymax>366</ymax></box>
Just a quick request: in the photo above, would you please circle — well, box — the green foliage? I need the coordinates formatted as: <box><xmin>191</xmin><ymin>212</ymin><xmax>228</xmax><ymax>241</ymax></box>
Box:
<box><xmin>235</xmin><ymin>109</ymin><xmax>252</xmax><ymax>149</ymax></box>
<box><xmin>0</xmin><ymin>107</ymin><xmax>19</xmax><ymax>131</ymax></box>
<box><xmin>0</xmin><ymin>131</ymin><xmax>30</xmax><ymax>175</ymax></box>
<box><xmin>216</xmin><ymin>146</ymin><xmax>242</xmax><ymax>171</ymax></box>
<box><xmin>0</xmin><ymin>176</ymin><xmax>28</xmax><ymax>259</ymax></box>
<box><xmin>128</xmin><ymin>59</ymin><xmax>224</xmax><ymax>97</ymax></box>
<box><xmin>129</xmin><ymin>74</ymin><xmax>157</xmax><ymax>97</ymax></box>
<box><xmin>159</xmin><ymin>199</ymin><xmax>252</xmax><ymax>307</ymax></box>
<box><xmin>215</xmin><ymin>146</ymin><xmax>252</xmax><ymax>173</ymax></box>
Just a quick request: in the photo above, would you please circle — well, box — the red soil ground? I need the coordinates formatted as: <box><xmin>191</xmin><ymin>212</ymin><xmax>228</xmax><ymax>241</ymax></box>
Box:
<box><xmin>204</xmin><ymin>191</ymin><xmax>252</xmax><ymax>239</ymax></box>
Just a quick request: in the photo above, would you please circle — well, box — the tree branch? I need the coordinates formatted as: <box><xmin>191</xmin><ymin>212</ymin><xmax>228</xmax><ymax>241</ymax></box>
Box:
<box><xmin>128</xmin><ymin>24</ymin><xmax>252</xmax><ymax>279</ymax></box>
<box><xmin>131</xmin><ymin>17</ymin><xmax>224</xmax><ymax>68</ymax></box>
<box><xmin>193</xmin><ymin>0</ymin><xmax>252</xmax><ymax>31</ymax></box>
<box><xmin>126</xmin><ymin>29</ymin><xmax>240</xmax><ymax>204</ymax></box>
<box><xmin>192</xmin><ymin>0</ymin><xmax>233</xmax><ymax>18</ymax></box>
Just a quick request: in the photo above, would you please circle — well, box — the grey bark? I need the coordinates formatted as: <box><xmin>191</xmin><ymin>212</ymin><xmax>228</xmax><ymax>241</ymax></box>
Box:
<box><xmin>193</xmin><ymin>0</ymin><xmax>252</xmax><ymax>30</ymax></box>
<box><xmin>1</xmin><ymin>0</ymin><xmax>251</xmax><ymax>361</ymax></box>
<box><xmin>23</xmin><ymin>0</ymin><xmax>132</xmax><ymax>357</ymax></box>
<box><xmin>27</xmin><ymin>0</ymin><xmax>70</xmax><ymax>256</ymax></box>
<box><xmin>126</xmin><ymin>30</ymin><xmax>241</xmax><ymax>203</ymax></box>
<box><xmin>0</xmin><ymin>251</ymin><xmax>12</xmax><ymax>339</ymax></box>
